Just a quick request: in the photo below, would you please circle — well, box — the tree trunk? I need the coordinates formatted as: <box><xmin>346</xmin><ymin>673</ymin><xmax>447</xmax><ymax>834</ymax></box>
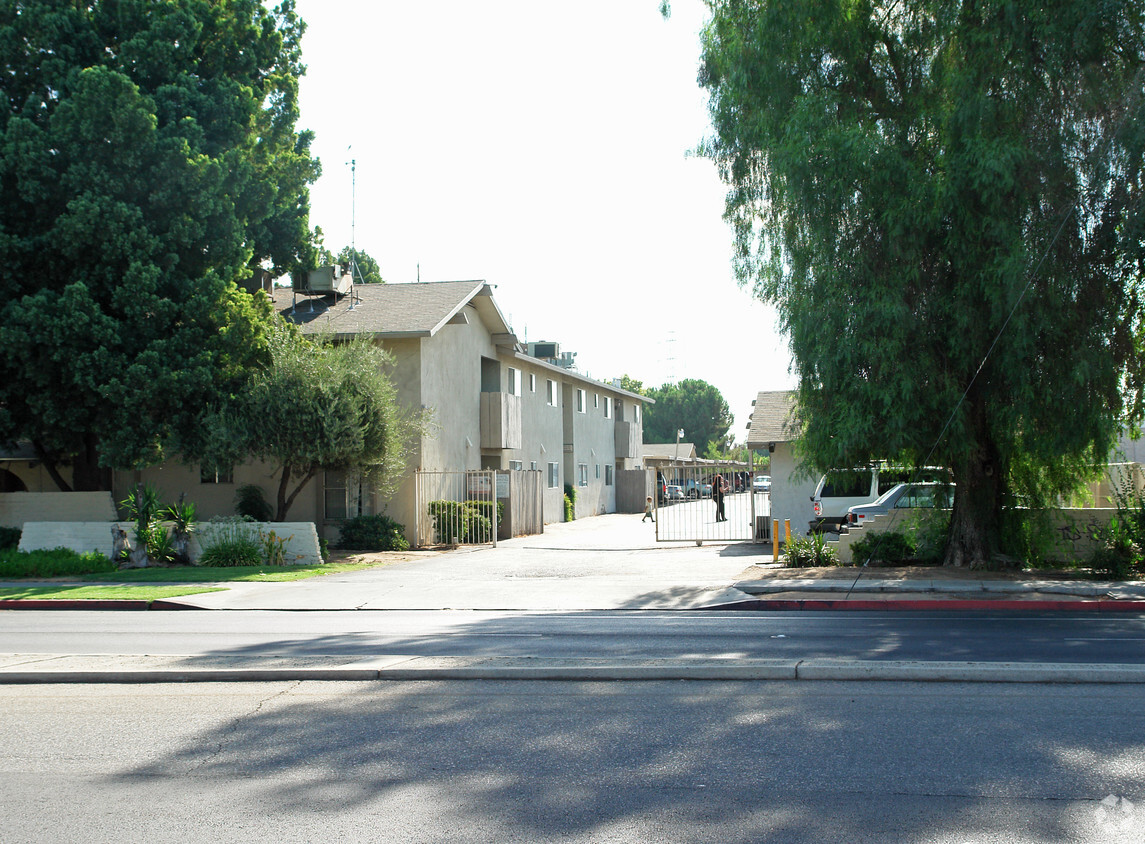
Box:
<box><xmin>274</xmin><ymin>464</ymin><xmax>318</xmax><ymax>522</ymax></box>
<box><xmin>69</xmin><ymin>434</ymin><xmax>112</xmax><ymax>491</ymax></box>
<box><xmin>944</xmin><ymin>396</ymin><xmax>1003</xmax><ymax>568</ymax></box>
<box><xmin>275</xmin><ymin>464</ymin><xmax>293</xmax><ymax>522</ymax></box>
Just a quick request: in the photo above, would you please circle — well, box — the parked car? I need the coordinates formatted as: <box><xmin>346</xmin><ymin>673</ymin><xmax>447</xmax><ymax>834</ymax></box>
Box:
<box><xmin>752</xmin><ymin>475</ymin><xmax>771</xmax><ymax>493</ymax></box>
<box><xmin>810</xmin><ymin>465</ymin><xmax>951</xmax><ymax>534</ymax></box>
<box><xmin>845</xmin><ymin>482</ymin><xmax>955</xmax><ymax>529</ymax></box>
<box><xmin>665</xmin><ymin>484</ymin><xmax>684</xmax><ymax>501</ymax></box>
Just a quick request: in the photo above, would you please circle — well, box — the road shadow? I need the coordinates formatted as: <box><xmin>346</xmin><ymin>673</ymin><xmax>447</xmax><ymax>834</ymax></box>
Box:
<box><xmin>102</xmin><ymin>677</ymin><xmax>1145</xmax><ymax>842</ymax></box>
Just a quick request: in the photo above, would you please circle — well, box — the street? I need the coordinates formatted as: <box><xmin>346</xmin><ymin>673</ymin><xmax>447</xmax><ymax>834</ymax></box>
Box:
<box><xmin>3</xmin><ymin>679</ymin><xmax>1143</xmax><ymax>843</ymax></box>
<box><xmin>3</xmin><ymin>609</ymin><xmax>1145</xmax><ymax>665</ymax></box>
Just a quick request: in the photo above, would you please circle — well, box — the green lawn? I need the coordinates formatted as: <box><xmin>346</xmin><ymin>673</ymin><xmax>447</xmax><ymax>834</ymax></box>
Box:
<box><xmin>76</xmin><ymin>558</ymin><xmax>396</xmax><ymax>584</ymax></box>
<box><xmin>0</xmin><ymin>555</ymin><xmax>405</xmax><ymax>602</ymax></box>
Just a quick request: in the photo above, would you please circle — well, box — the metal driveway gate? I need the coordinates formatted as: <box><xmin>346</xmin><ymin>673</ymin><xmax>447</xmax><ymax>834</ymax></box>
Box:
<box><xmin>414</xmin><ymin>470</ymin><xmax>498</xmax><ymax>548</ymax></box>
<box><xmin>655</xmin><ymin>464</ymin><xmax>769</xmax><ymax>543</ymax></box>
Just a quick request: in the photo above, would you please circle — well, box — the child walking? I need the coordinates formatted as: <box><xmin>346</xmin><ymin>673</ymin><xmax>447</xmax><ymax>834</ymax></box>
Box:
<box><xmin>642</xmin><ymin>496</ymin><xmax>655</xmax><ymax>522</ymax></box>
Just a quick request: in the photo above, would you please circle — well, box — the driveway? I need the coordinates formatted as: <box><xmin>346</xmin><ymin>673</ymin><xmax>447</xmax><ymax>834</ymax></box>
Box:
<box><xmin>178</xmin><ymin>513</ymin><xmax>770</xmax><ymax>611</ymax></box>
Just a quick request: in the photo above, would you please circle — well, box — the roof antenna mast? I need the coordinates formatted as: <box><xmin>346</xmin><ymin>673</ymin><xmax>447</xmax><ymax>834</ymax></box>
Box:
<box><xmin>347</xmin><ymin>148</ymin><xmax>359</xmax><ymax>309</ymax></box>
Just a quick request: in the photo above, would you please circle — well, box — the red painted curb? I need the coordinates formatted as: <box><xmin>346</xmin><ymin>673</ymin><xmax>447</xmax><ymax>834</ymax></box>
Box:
<box><xmin>0</xmin><ymin>600</ymin><xmax>195</xmax><ymax>611</ymax></box>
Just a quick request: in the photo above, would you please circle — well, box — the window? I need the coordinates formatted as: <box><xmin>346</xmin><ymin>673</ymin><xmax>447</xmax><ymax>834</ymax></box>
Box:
<box><xmin>200</xmin><ymin>465</ymin><xmax>233</xmax><ymax>484</ymax></box>
<box><xmin>594</xmin><ymin>393</ymin><xmax>599</xmax><ymax>408</ymax></box>
<box><xmin>578</xmin><ymin>463</ymin><xmax>588</xmax><ymax>487</ymax></box>
<box><xmin>507</xmin><ymin>367</ymin><xmax>521</xmax><ymax>397</ymax></box>
<box><xmin>509</xmin><ymin>460</ymin><xmax>524</xmax><ymax>471</ymax></box>
<box><xmin>547</xmin><ymin>379</ymin><xmax>557</xmax><ymax>406</ymax></box>
<box><xmin>605</xmin><ymin>465</ymin><xmax>614</xmax><ymax>486</ymax></box>
<box><xmin>547</xmin><ymin>462</ymin><xmax>560</xmax><ymax>488</ymax></box>
<box><xmin>324</xmin><ymin>470</ymin><xmax>349</xmax><ymax>520</ymax></box>
<box><xmin>604</xmin><ymin>396</ymin><xmax>613</xmax><ymax>419</ymax></box>
<box><xmin>595</xmin><ymin>464</ymin><xmax>600</xmax><ymax>479</ymax></box>
<box><xmin>529</xmin><ymin>373</ymin><xmax>536</xmax><ymax>393</ymax></box>
<box><xmin>576</xmin><ymin>389</ymin><xmax>586</xmax><ymax>413</ymax></box>
<box><xmin>530</xmin><ymin>461</ymin><xmax>538</xmax><ymax>471</ymax></box>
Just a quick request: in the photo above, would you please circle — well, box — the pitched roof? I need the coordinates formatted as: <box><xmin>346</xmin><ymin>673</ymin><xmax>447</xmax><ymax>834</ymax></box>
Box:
<box><xmin>746</xmin><ymin>390</ymin><xmax>801</xmax><ymax>448</ymax></box>
<box><xmin>272</xmin><ymin>280</ymin><xmax>511</xmax><ymax>339</ymax></box>
<box><xmin>642</xmin><ymin>442</ymin><xmax>698</xmax><ymax>461</ymax></box>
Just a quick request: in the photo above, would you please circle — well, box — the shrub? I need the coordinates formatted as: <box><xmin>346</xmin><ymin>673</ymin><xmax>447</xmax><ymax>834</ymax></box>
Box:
<box><xmin>0</xmin><ymin>526</ymin><xmax>21</xmax><ymax>550</ymax></box>
<box><xmin>850</xmin><ymin>530</ymin><xmax>917</xmax><ymax>566</ymax></box>
<box><xmin>337</xmin><ymin>514</ymin><xmax>410</xmax><ymax>551</ymax></box>
<box><xmin>234</xmin><ymin>484</ymin><xmax>274</xmax><ymax>522</ymax></box>
<box><xmin>426</xmin><ymin>501</ymin><xmax>499</xmax><ymax>544</ymax></box>
<box><xmin>564</xmin><ymin>484</ymin><xmax>577</xmax><ymax>522</ymax></box>
<box><xmin>784</xmin><ymin>533</ymin><xmax>839</xmax><ymax>568</ymax></box>
<box><xmin>0</xmin><ymin>547</ymin><xmax>116</xmax><ymax>578</ymax></box>
<box><xmin>1089</xmin><ymin>515</ymin><xmax>1143</xmax><ymax>580</ymax></box>
<box><xmin>196</xmin><ymin>517</ymin><xmax>263</xmax><ymax>567</ymax></box>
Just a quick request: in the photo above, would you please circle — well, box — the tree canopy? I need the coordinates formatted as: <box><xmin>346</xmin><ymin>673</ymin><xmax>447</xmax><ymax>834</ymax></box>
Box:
<box><xmin>336</xmin><ymin>246</ymin><xmax>384</xmax><ymax>284</ymax></box>
<box><xmin>0</xmin><ymin>0</ymin><xmax>320</xmax><ymax>489</ymax></box>
<box><xmin>204</xmin><ymin>323</ymin><xmax>423</xmax><ymax>521</ymax></box>
<box><xmin>643</xmin><ymin>378</ymin><xmax>733</xmax><ymax>454</ymax></box>
<box><xmin>699</xmin><ymin>0</ymin><xmax>1145</xmax><ymax>566</ymax></box>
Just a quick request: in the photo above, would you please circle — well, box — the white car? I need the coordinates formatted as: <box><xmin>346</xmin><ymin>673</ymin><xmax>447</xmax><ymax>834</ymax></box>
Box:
<box><xmin>665</xmin><ymin>484</ymin><xmax>684</xmax><ymax>501</ymax></box>
<box><xmin>846</xmin><ymin>482</ymin><xmax>955</xmax><ymax>529</ymax></box>
<box><xmin>752</xmin><ymin>475</ymin><xmax>771</xmax><ymax>493</ymax></box>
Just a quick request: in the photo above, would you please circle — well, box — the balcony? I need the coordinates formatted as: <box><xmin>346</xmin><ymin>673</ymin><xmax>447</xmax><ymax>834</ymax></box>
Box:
<box><xmin>480</xmin><ymin>392</ymin><xmax>522</xmax><ymax>449</ymax></box>
<box><xmin>615</xmin><ymin>420</ymin><xmax>638</xmax><ymax>459</ymax></box>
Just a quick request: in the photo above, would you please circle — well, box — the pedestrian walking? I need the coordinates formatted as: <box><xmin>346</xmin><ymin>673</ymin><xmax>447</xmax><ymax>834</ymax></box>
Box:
<box><xmin>713</xmin><ymin>473</ymin><xmax>728</xmax><ymax>522</ymax></box>
<box><xmin>642</xmin><ymin>496</ymin><xmax>656</xmax><ymax>523</ymax></box>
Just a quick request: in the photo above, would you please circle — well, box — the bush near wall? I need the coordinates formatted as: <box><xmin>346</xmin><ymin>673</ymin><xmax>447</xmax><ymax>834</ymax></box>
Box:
<box><xmin>427</xmin><ymin>500</ymin><xmax>504</xmax><ymax>544</ymax></box>
<box><xmin>0</xmin><ymin>547</ymin><xmax>115</xmax><ymax>578</ymax></box>
<box><xmin>0</xmin><ymin>527</ymin><xmax>21</xmax><ymax>550</ymax></box>
<box><xmin>336</xmin><ymin>514</ymin><xmax>410</xmax><ymax>552</ymax></box>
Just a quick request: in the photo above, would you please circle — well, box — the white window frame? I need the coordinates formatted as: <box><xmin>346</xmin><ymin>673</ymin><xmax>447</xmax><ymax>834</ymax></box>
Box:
<box><xmin>605</xmin><ymin>464</ymin><xmax>614</xmax><ymax>486</ymax></box>
<box><xmin>578</xmin><ymin>463</ymin><xmax>588</xmax><ymax>487</ymax></box>
<box><xmin>530</xmin><ymin>461</ymin><xmax>538</xmax><ymax>471</ymax></box>
<box><xmin>547</xmin><ymin>462</ymin><xmax>560</xmax><ymax>489</ymax></box>
<box><xmin>604</xmin><ymin>396</ymin><xmax>613</xmax><ymax>419</ymax></box>
<box><xmin>529</xmin><ymin>373</ymin><xmax>536</xmax><ymax>393</ymax></box>
<box><xmin>547</xmin><ymin>379</ymin><xmax>557</xmax><ymax>407</ymax></box>
<box><xmin>576</xmin><ymin>389</ymin><xmax>586</xmax><ymax>413</ymax></box>
<box><xmin>507</xmin><ymin>367</ymin><xmax>521</xmax><ymax>397</ymax></box>
<box><xmin>509</xmin><ymin>460</ymin><xmax>524</xmax><ymax>471</ymax></box>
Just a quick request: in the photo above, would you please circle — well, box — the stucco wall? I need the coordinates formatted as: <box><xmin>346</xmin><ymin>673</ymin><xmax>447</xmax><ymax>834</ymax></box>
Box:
<box><xmin>767</xmin><ymin>444</ymin><xmax>818</xmax><ymax>538</ymax></box>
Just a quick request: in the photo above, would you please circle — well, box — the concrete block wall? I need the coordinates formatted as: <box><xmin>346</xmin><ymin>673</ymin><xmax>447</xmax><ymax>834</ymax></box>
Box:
<box><xmin>831</xmin><ymin>508</ymin><xmax>1117</xmax><ymax>565</ymax></box>
<box><xmin>19</xmin><ymin>521</ymin><xmax>323</xmax><ymax>567</ymax></box>
<box><xmin>0</xmin><ymin>492</ymin><xmax>117</xmax><ymax>529</ymax></box>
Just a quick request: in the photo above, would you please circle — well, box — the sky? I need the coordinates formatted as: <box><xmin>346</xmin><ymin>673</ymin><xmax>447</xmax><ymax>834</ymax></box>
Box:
<box><xmin>291</xmin><ymin>0</ymin><xmax>797</xmax><ymax>438</ymax></box>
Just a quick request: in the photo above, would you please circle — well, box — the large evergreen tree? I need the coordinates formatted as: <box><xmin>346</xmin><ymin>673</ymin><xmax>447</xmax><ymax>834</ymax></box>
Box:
<box><xmin>643</xmin><ymin>378</ymin><xmax>733</xmax><ymax>454</ymax></box>
<box><xmin>0</xmin><ymin>0</ymin><xmax>320</xmax><ymax>489</ymax></box>
<box><xmin>697</xmin><ymin>0</ymin><xmax>1145</xmax><ymax>566</ymax></box>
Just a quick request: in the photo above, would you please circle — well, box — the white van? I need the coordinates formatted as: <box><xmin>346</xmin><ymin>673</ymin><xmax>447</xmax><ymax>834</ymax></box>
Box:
<box><xmin>810</xmin><ymin>466</ymin><xmax>951</xmax><ymax>533</ymax></box>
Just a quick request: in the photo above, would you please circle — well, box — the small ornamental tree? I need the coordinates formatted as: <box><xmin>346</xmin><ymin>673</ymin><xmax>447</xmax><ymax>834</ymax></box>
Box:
<box><xmin>204</xmin><ymin>322</ymin><xmax>424</xmax><ymax>521</ymax></box>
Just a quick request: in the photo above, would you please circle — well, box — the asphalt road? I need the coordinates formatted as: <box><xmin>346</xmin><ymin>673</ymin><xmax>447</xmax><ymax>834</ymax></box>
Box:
<box><xmin>3</xmin><ymin>679</ymin><xmax>1144</xmax><ymax>843</ymax></box>
<box><xmin>4</xmin><ymin>609</ymin><xmax>1145</xmax><ymax>665</ymax></box>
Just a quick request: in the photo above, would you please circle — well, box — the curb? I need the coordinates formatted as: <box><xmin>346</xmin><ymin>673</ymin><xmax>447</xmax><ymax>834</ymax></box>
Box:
<box><xmin>2</xmin><ymin>657</ymin><xmax>1144</xmax><ymax>684</ymax></box>
<box><xmin>0</xmin><ymin>600</ymin><xmax>198</xmax><ymax>611</ymax></box>
<box><xmin>706</xmin><ymin>598</ymin><xmax>1145</xmax><ymax>612</ymax></box>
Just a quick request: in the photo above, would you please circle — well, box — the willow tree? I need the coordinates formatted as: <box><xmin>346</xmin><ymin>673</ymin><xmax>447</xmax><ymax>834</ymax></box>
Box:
<box><xmin>0</xmin><ymin>0</ymin><xmax>320</xmax><ymax>489</ymax></box>
<box><xmin>696</xmin><ymin>0</ymin><xmax>1145</xmax><ymax>566</ymax></box>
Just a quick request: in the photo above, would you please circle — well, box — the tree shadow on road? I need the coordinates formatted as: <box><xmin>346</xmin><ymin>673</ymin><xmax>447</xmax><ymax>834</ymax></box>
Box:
<box><xmin>102</xmin><ymin>678</ymin><xmax>1145</xmax><ymax>843</ymax></box>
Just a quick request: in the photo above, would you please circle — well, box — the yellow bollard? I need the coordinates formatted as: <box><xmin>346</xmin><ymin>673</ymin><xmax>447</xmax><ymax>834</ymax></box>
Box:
<box><xmin>773</xmin><ymin>519</ymin><xmax>780</xmax><ymax>563</ymax></box>
<box><xmin>785</xmin><ymin>519</ymin><xmax>792</xmax><ymax>545</ymax></box>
